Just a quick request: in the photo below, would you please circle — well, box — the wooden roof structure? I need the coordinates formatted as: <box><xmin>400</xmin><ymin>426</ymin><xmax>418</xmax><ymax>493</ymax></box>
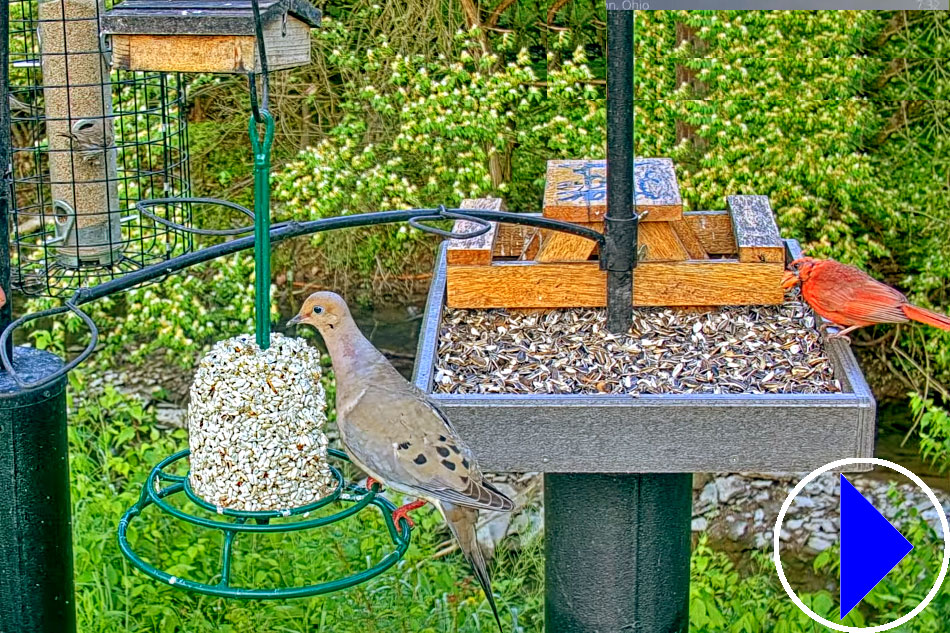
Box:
<box><xmin>102</xmin><ymin>0</ymin><xmax>321</xmax><ymax>36</ymax></box>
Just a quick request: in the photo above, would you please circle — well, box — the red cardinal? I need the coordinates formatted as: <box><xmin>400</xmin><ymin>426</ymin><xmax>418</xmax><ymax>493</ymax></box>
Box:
<box><xmin>782</xmin><ymin>256</ymin><xmax>950</xmax><ymax>339</ymax></box>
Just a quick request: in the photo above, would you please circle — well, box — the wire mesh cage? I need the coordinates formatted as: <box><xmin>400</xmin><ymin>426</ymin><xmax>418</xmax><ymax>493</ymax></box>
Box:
<box><xmin>7</xmin><ymin>0</ymin><xmax>192</xmax><ymax>297</ymax></box>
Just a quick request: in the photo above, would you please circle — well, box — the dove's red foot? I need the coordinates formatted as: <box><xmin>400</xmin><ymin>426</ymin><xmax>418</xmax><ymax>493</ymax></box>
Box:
<box><xmin>392</xmin><ymin>499</ymin><xmax>427</xmax><ymax>532</ymax></box>
<box><xmin>365</xmin><ymin>477</ymin><xmax>383</xmax><ymax>492</ymax></box>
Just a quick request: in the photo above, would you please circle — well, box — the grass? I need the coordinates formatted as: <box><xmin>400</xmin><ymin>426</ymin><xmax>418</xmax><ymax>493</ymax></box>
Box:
<box><xmin>69</xmin><ymin>369</ymin><xmax>950</xmax><ymax>633</ymax></box>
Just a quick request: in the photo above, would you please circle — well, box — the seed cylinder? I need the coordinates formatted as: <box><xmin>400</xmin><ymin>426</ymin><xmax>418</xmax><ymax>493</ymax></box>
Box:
<box><xmin>188</xmin><ymin>334</ymin><xmax>335</xmax><ymax>512</ymax></box>
<box><xmin>39</xmin><ymin>0</ymin><xmax>122</xmax><ymax>267</ymax></box>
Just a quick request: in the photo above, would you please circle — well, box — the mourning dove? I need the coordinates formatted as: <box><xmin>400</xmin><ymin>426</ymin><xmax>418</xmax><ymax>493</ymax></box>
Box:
<box><xmin>289</xmin><ymin>291</ymin><xmax>513</xmax><ymax>631</ymax></box>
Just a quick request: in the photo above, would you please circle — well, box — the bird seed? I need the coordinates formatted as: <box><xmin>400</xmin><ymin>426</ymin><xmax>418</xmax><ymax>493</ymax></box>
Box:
<box><xmin>188</xmin><ymin>334</ymin><xmax>334</xmax><ymax>511</ymax></box>
<box><xmin>433</xmin><ymin>298</ymin><xmax>842</xmax><ymax>395</ymax></box>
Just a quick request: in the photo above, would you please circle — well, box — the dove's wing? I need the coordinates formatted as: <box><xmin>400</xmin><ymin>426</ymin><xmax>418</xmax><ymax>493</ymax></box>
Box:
<box><xmin>340</xmin><ymin>382</ymin><xmax>513</xmax><ymax>512</ymax></box>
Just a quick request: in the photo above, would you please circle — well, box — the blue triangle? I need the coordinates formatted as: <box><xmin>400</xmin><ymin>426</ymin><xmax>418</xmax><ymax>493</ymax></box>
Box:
<box><xmin>840</xmin><ymin>474</ymin><xmax>914</xmax><ymax>620</ymax></box>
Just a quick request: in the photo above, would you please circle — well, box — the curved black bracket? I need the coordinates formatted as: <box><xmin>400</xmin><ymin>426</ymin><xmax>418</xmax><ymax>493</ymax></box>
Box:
<box><xmin>137</xmin><ymin>198</ymin><xmax>261</xmax><ymax>237</ymax></box>
<box><xmin>407</xmin><ymin>206</ymin><xmax>492</xmax><ymax>239</ymax></box>
<box><xmin>0</xmin><ymin>293</ymin><xmax>98</xmax><ymax>390</ymax></box>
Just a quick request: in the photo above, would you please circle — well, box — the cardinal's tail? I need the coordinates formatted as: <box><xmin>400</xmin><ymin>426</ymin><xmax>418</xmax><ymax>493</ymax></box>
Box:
<box><xmin>440</xmin><ymin>501</ymin><xmax>504</xmax><ymax>632</ymax></box>
<box><xmin>903</xmin><ymin>304</ymin><xmax>950</xmax><ymax>331</ymax></box>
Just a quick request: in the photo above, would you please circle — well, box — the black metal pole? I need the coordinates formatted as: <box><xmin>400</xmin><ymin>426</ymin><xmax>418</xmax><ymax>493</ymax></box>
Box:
<box><xmin>604</xmin><ymin>9</ymin><xmax>636</xmax><ymax>334</ymax></box>
<box><xmin>1</xmin><ymin>0</ymin><xmax>13</xmax><ymax>354</ymax></box>
<box><xmin>0</xmin><ymin>350</ymin><xmax>75</xmax><ymax>633</ymax></box>
<box><xmin>544</xmin><ymin>473</ymin><xmax>692</xmax><ymax>633</ymax></box>
<box><xmin>0</xmin><ymin>7</ymin><xmax>77</xmax><ymax>632</ymax></box>
<box><xmin>543</xmin><ymin>11</ymin><xmax>691</xmax><ymax>633</ymax></box>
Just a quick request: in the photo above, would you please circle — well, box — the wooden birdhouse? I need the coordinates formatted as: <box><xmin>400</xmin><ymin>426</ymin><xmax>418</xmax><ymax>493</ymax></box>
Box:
<box><xmin>102</xmin><ymin>0</ymin><xmax>322</xmax><ymax>74</ymax></box>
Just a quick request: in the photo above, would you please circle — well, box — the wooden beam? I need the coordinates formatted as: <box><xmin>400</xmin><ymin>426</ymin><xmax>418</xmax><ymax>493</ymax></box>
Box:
<box><xmin>543</xmin><ymin>158</ymin><xmax>683</xmax><ymax>222</ymax></box>
<box><xmin>446</xmin><ymin>260</ymin><xmax>784</xmax><ymax>308</ymax></box>
<box><xmin>111</xmin><ymin>17</ymin><xmax>311</xmax><ymax>73</ymax></box>
<box><xmin>670</xmin><ymin>219</ymin><xmax>707</xmax><ymax>259</ymax></box>
<box><xmin>682</xmin><ymin>210</ymin><xmax>737</xmax><ymax>255</ymax></box>
<box><xmin>445</xmin><ymin>198</ymin><xmax>504</xmax><ymax>266</ymax></box>
<box><xmin>536</xmin><ymin>222</ymin><xmax>600</xmax><ymax>262</ymax></box>
<box><xmin>727</xmin><ymin>195</ymin><xmax>784</xmax><ymax>263</ymax></box>
<box><xmin>638</xmin><ymin>222</ymin><xmax>689</xmax><ymax>261</ymax></box>
<box><xmin>520</xmin><ymin>230</ymin><xmax>542</xmax><ymax>260</ymax></box>
<box><xmin>493</xmin><ymin>221</ymin><xmax>536</xmax><ymax>258</ymax></box>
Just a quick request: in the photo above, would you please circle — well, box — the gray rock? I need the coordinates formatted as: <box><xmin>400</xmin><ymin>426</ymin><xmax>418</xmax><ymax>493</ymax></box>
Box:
<box><xmin>692</xmin><ymin>517</ymin><xmax>708</xmax><ymax>532</ymax></box>
<box><xmin>729</xmin><ymin>520</ymin><xmax>748</xmax><ymax>539</ymax></box>
<box><xmin>716</xmin><ymin>475</ymin><xmax>745</xmax><ymax>504</ymax></box>
<box><xmin>793</xmin><ymin>495</ymin><xmax>816</xmax><ymax>509</ymax></box>
<box><xmin>806</xmin><ymin>534</ymin><xmax>835</xmax><ymax>553</ymax></box>
<box><xmin>695</xmin><ymin>482</ymin><xmax>719</xmax><ymax>513</ymax></box>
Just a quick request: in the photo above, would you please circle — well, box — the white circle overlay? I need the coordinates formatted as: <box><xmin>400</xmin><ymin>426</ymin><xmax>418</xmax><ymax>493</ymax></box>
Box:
<box><xmin>772</xmin><ymin>457</ymin><xmax>950</xmax><ymax>632</ymax></box>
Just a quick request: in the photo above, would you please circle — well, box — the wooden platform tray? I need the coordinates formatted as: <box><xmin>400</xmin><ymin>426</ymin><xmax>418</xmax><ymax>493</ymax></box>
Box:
<box><xmin>445</xmin><ymin>160</ymin><xmax>787</xmax><ymax>309</ymax></box>
<box><xmin>413</xmin><ymin>239</ymin><xmax>875</xmax><ymax>474</ymax></box>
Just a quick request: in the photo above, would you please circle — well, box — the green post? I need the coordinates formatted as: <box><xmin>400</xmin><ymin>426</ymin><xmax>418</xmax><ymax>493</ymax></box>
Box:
<box><xmin>250</xmin><ymin>112</ymin><xmax>275</xmax><ymax>351</ymax></box>
<box><xmin>544</xmin><ymin>473</ymin><xmax>692</xmax><ymax>633</ymax></box>
<box><xmin>0</xmin><ymin>348</ymin><xmax>74</xmax><ymax>633</ymax></box>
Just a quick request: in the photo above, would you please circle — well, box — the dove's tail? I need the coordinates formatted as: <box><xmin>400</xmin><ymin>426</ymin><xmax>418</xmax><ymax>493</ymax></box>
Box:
<box><xmin>440</xmin><ymin>501</ymin><xmax>504</xmax><ymax>633</ymax></box>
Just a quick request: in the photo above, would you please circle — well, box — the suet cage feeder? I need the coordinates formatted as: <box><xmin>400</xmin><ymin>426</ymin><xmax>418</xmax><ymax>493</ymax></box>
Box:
<box><xmin>7</xmin><ymin>0</ymin><xmax>193</xmax><ymax>297</ymax></box>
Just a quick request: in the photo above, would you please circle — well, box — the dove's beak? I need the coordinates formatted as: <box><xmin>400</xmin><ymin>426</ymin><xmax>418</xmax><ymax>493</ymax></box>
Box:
<box><xmin>286</xmin><ymin>314</ymin><xmax>303</xmax><ymax>327</ymax></box>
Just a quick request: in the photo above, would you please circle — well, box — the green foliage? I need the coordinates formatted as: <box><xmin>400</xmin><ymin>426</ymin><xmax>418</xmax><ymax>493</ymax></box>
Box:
<box><xmin>913</xmin><ymin>393</ymin><xmax>950</xmax><ymax>474</ymax></box>
<box><xmin>101</xmin><ymin>254</ymin><xmax>271</xmax><ymax>368</ymax></box>
<box><xmin>690</xmin><ymin>519</ymin><xmax>950</xmax><ymax>633</ymax></box>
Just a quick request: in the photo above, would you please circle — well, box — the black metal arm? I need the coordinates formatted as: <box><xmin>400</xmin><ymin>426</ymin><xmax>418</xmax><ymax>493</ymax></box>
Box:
<box><xmin>0</xmin><ymin>206</ymin><xmax>605</xmax><ymax>390</ymax></box>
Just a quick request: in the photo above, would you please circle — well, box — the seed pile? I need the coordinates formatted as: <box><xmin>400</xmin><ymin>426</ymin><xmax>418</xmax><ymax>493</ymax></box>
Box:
<box><xmin>188</xmin><ymin>334</ymin><xmax>334</xmax><ymax>512</ymax></box>
<box><xmin>434</xmin><ymin>299</ymin><xmax>841</xmax><ymax>395</ymax></box>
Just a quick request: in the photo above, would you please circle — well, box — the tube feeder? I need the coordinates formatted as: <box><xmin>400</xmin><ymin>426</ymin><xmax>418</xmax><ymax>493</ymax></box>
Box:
<box><xmin>39</xmin><ymin>0</ymin><xmax>122</xmax><ymax>268</ymax></box>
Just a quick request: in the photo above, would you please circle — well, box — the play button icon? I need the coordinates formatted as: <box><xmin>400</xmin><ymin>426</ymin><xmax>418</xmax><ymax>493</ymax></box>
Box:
<box><xmin>839</xmin><ymin>474</ymin><xmax>914</xmax><ymax>620</ymax></box>
<box><xmin>774</xmin><ymin>458</ymin><xmax>950</xmax><ymax>633</ymax></box>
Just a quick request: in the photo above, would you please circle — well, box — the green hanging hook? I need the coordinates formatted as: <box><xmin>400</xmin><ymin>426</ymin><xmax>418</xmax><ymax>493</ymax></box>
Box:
<box><xmin>250</xmin><ymin>111</ymin><xmax>275</xmax><ymax>350</ymax></box>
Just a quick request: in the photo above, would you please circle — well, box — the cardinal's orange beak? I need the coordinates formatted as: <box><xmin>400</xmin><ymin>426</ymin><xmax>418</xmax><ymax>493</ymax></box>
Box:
<box><xmin>782</xmin><ymin>270</ymin><xmax>800</xmax><ymax>290</ymax></box>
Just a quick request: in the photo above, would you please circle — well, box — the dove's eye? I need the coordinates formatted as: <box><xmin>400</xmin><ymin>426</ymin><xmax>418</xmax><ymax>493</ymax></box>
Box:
<box><xmin>312</xmin><ymin>305</ymin><xmax>324</xmax><ymax>315</ymax></box>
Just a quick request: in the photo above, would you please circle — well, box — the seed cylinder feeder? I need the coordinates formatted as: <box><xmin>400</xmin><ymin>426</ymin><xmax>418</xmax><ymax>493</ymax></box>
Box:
<box><xmin>39</xmin><ymin>0</ymin><xmax>121</xmax><ymax>267</ymax></box>
<box><xmin>188</xmin><ymin>334</ymin><xmax>334</xmax><ymax>512</ymax></box>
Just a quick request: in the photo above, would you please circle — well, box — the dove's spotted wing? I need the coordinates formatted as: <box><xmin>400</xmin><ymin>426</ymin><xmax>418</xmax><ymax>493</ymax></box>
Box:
<box><xmin>341</xmin><ymin>383</ymin><xmax>514</xmax><ymax>512</ymax></box>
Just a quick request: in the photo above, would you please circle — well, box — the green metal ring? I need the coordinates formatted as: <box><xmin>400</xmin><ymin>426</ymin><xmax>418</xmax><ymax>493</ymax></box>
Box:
<box><xmin>117</xmin><ymin>449</ymin><xmax>411</xmax><ymax>599</ymax></box>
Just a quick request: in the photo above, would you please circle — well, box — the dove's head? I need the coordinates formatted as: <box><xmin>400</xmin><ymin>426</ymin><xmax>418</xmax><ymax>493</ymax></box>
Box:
<box><xmin>287</xmin><ymin>291</ymin><xmax>351</xmax><ymax>332</ymax></box>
